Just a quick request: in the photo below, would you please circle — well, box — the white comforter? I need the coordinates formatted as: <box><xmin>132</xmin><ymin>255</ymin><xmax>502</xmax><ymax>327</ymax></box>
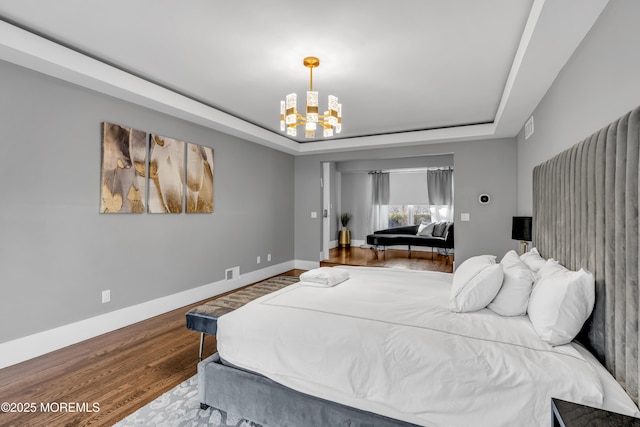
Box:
<box><xmin>217</xmin><ymin>267</ymin><xmax>635</xmax><ymax>426</ymax></box>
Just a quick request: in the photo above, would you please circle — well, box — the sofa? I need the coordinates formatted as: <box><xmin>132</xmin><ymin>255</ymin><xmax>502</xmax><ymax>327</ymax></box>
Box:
<box><xmin>366</xmin><ymin>221</ymin><xmax>454</xmax><ymax>259</ymax></box>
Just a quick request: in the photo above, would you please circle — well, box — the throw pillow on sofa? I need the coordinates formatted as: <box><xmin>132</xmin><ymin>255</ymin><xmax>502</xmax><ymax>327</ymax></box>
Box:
<box><xmin>432</xmin><ymin>222</ymin><xmax>448</xmax><ymax>238</ymax></box>
<box><xmin>417</xmin><ymin>222</ymin><xmax>435</xmax><ymax>236</ymax></box>
<box><xmin>441</xmin><ymin>222</ymin><xmax>452</xmax><ymax>240</ymax></box>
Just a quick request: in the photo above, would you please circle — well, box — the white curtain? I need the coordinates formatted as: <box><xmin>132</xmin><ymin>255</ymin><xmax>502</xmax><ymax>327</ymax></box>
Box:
<box><xmin>426</xmin><ymin>168</ymin><xmax>454</xmax><ymax>222</ymax></box>
<box><xmin>368</xmin><ymin>171</ymin><xmax>390</xmax><ymax>233</ymax></box>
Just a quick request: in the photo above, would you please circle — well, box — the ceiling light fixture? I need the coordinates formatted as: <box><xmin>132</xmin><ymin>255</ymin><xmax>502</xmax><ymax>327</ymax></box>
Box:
<box><xmin>280</xmin><ymin>56</ymin><xmax>342</xmax><ymax>139</ymax></box>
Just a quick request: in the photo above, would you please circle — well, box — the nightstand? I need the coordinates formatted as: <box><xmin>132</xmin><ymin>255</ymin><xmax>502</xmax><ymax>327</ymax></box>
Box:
<box><xmin>552</xmin><ymin>398</ymin><xmax>640</xmax><ymax>426</ymax></box>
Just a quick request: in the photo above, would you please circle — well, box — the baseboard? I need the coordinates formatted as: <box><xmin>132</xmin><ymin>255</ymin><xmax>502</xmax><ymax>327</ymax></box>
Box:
<box><xmin>295</xmin><ymin>259</ymin><xmax>320</xmax><ymax>270</ymax></box>
<box><xmin>0</xmin><ymin>261</ymin><xmax>296</xmax><ymax>369</ymax></box>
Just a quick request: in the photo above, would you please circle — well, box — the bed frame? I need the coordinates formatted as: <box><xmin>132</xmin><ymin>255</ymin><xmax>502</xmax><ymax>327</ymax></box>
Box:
<box><xmin>533</xmin><ymin>104</ymin><xmax>640</xmax><ymax>404</ymax></box>
<box><xmin>198</xmin><ymin>104</ymin><xmax>640</xmax><ymax>424</ymax></box>
<box><xmin>198</xmin><ymin>353</ymin><xmax>420</xmax><ymax>427</ymax></box>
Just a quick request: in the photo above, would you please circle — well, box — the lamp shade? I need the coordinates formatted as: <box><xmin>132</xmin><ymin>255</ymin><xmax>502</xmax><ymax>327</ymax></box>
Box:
<box><xmin>512</xmin><ymin>216</ymin><xmax>532</xmax><ymax>241</ymax></box>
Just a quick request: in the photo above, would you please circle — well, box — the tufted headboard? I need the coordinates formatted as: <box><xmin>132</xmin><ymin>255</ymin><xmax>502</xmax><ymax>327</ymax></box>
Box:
<box><xmin>532</xmin><ymin>105</ymin><xmax>640</xmax><ymax>403</ymax></box>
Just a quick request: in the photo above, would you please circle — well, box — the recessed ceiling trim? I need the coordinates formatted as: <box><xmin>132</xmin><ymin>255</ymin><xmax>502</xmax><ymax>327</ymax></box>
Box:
<box><xmin>493</xmin><ymin>0</ymin><xmax>609</xmax><ymax>137</ymax></box>
<box><xmin>493</xmin><ymin>0</ymin><xmax>545</xmax><ymax>128</ymax></box>
<box><xmin>297</xmin><ymin>123</ymin><xmax>497</xmax><ymax>154</ymax></box>
<box><xmin>0</xmin><ymin>1</ymin><xmax>609</xmax><ymax>156</ymax></box>
<box><xmin>0</xmin><ymin>19</ymin><xmax>300</xmax><ymax>155</ymax></box>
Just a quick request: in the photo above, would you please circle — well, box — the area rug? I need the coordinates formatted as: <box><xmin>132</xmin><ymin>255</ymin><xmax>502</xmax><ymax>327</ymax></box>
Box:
<box><xmin>113</xmin><ymin>374</ymin><xmax>261</xmax><ymax>427</ymax></box>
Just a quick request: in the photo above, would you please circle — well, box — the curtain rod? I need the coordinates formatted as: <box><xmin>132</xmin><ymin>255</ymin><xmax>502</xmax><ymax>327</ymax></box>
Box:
<box><xmin>369</xmin><ymin>167</ymin><xmax>453</xmax><ymax>174</ymax></box>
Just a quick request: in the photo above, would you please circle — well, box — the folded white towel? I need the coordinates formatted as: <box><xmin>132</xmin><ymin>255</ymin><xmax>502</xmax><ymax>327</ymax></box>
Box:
<box><xmin>299</xmin><ymin>267</ymin><xmax>350</xmax><ymax>287</ymax></box>
<box><xmin>298</xmin><ymin>280</ymin><xmax>340</xmax><ymax>288</ymax></box>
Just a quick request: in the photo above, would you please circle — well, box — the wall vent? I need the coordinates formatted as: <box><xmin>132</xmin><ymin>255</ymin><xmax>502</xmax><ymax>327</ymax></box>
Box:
<box><xmin>225</xmin><ymin>266</ymin><xmax>240</xmax><ymax>281</ymax></box>
<box><xmin>524</xmin><ymin>115</ymin><xmax>535</xmax><ymax>140</ymax></box>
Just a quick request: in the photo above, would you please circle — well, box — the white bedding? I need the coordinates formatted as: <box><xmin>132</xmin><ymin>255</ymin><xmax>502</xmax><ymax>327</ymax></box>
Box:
<box><xmin>217</xmin><ymin>266</ymin><xmax>639</xmax><ymax>426</ymax></box>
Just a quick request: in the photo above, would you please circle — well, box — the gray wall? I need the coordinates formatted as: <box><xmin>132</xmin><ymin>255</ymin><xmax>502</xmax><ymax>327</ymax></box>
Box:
<box><xmin>330</xmin><ymin>162</ymin><xmax>340</xmax><ymax>243</ymax></box>
<box><xmin>339</xmin><ymin>173</ymin><xmax>369</xmax><ymax>241</ymax></box>
<box><xmin>295</xmin><ymin>139</ymin><xmax>517</xmax><ymax>265</ymax></box>
<box><xmin>336</xmin><ymin>155</ymin><xmax>454</xmax><ymax>173</ymax></box>
<box><xmin>0</xmin><ymin>60</ymin><xmax>295</xmax><ymax>343</ymax></box>
<box><xmin>517</xmin><ymin>0</ymin><xmax>640</xmax><ymax>214</ymax></box>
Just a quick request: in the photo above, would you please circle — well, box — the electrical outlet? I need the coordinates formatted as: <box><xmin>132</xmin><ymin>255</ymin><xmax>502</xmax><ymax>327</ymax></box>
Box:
<box><xmin>102</xmin><ymin>290</ymin><xmax>111</xmax><ymax>304</ymax></box>
<box><xmin>267</xmin><ymin>253</ymin><xmax>272</xmax><ymax>262</ymax></box>
<box><xmin>257</xmin><ymin>256</ymin><xmax>261</xmax><ymax>264</ymax></box>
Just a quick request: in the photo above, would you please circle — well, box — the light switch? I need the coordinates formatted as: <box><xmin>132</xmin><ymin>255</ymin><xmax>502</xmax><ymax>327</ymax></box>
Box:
<box><xmin>311</xmin><ymin>212</ymin><xmax>317</xmax><ymax>218</ymax></box>
<box><xmin>461</xmin><ymin>213</ymin><xmax>470</xmax><ymax>222</ymax></box>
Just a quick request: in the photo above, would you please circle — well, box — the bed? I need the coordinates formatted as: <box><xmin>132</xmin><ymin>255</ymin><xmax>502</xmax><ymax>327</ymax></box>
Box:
<box><xmin>199</xmin><ymin>104</ymin><xmax>640</xmax><ymax>426</ymax></box>
<box><xmin>204</xmin><ymin>266</ymin><xmax>638</xmax><ymax>426</ymax></box>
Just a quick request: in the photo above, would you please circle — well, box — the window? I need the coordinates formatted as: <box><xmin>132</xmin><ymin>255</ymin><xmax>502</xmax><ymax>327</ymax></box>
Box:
<box><xmin>388</xmin><ymin>205</ymin><xmax>431</xmax><ymax>227</ymax></box>
<box><xmin>370</xmin><ymin>167</ymin><xmax>453</xmax><ymax>232</ymax></box>
<box><xmin>386</xmin><ymin>168</ymin><xmax>453</xmax><ymax>227</ymax></box>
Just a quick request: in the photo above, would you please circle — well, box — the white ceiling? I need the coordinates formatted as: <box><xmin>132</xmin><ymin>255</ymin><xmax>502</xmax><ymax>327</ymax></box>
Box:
<box><xmin>0</xmin><ymin>0</ymin><xmax>609</xmax><ymax>155</ymax></box>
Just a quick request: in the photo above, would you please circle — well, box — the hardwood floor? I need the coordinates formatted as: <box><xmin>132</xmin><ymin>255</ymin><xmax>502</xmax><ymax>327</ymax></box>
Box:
<box><xmin>0</xmin><ymin>271</ymin><xmax>306</xmax><ymax>427</ymax></box>
<box><xmin>322</xmin><ymin>246</ymin><xmax>454</xmax><ymax>273</ymax></box>
<box><xmin>0</xmin><ymin>251</ymin><xmax>448</xmax><ymax>427</ymax></box>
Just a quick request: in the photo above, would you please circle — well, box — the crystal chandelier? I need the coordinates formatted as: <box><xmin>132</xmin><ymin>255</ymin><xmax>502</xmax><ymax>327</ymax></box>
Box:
<box><xmin>280</xmin><ymin>57</ymin><xmax>342</xmax><ymax>138</ymax></box>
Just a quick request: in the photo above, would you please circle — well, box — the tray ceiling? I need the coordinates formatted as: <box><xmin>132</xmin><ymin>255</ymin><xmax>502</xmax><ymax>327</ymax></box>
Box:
<box><xmin>0</xmin><ymin>0</ymin><xmax>609</xmax><ymax>154</ymax></box>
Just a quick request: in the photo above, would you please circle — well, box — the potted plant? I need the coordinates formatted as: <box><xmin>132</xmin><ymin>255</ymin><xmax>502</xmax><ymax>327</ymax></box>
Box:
<box><xmin>340</xmin><ymin>212</ymin><xmax>352</xmax><ymax>230</ymax></box>
<box><xmin>339</xmin><ymin>213</ymin><xmax>352</xmax><ymax>248</ymax></box>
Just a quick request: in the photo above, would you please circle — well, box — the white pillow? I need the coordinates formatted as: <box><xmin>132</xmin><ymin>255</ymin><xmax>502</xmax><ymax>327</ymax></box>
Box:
<box><xmin>520</xmin><ymin>247</ymin><xmax>547</xmax><ymax>272</ymax></box>
<box><xmin>527</xmin><ymin>266</ymin><xmax>595</xmax><ymax>346</ymax></box>
<box><xmin>450</xmin><ymin>255</ymin><xmax>504</xmax><ymax>313</ymax></box>
<box><xmin>488</xmin><ymin>251</ymin><xmax>536</xmax><ymax>316</ymax></box>
<box><xmin>417</xmin><ymin>222</ymin><xmax>435</xmax><ymax>236</ymax></box>
<box><xmin>501</xmin><ymin>249</ymin><xmax>527</xmax><ymax>270</ymax></box>
<box><xmin>536</xmin><ymin>258</ymin><xmax>567</xmax><ymax>279</ymax></box>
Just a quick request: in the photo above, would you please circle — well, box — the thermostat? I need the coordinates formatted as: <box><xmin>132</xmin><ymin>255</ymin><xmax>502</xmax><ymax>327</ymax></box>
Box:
<box><xmin>478</xmin><ymin>194</ymin><xmax>490</xmax><ymax>204</ymax></box>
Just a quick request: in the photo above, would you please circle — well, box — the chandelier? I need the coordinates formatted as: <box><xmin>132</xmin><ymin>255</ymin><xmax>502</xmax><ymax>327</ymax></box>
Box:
<box><xmin>280</xmin><ymin>56</ymin><xmax>342</xmax><ymax>138</ymax></box>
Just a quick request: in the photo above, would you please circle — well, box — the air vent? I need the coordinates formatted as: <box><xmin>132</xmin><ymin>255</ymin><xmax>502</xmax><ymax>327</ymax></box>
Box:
<box><xmin>225</xmin><ymin>266</ymin><xmax>240</xmax><ymax>281</ymax></box>
<box><xmin>524</xmin><ymin>116</ymin><xmax>535</xmax><ymax>140</ymax></box>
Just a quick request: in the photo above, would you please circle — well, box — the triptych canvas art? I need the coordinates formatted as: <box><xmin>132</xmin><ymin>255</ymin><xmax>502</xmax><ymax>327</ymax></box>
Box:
<box><xmin>100</xmin><ymin>122</ymin><xmax>214</xmax><ymax>214</ymax></box>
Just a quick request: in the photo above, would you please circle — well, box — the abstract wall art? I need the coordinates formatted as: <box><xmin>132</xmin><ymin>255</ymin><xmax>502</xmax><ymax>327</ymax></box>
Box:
<box><xmin>100</xmin><ymin>123</ymin><xmax>214</xmax><ymax>215</ymax></box>
<box><xmin>100</xmin><ymin>122</ymin><xmax>147</xmax><ymax>213</ymax></box>
<box><xmin>148</xmin><ymin>134</ymin><xmax>185</xmax><ymax>213</ymax></box>
<box><xmin>186</xmin><ymin>143</ymin><xmax>214</xmax><ymax>213</ymax></box>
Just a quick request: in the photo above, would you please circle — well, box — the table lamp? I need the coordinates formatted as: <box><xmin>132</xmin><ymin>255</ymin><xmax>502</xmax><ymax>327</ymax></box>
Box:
<box><xmin>512</xmin><ymin>216</ymin><xmax>532</xmax><ymax>255</ymax></box>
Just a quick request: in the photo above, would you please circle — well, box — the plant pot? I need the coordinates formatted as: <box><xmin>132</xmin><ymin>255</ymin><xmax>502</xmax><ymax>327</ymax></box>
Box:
<box><xmin>338</xmin><ymin>228</ymin><xmax>351</xmax><ymax>248</ymax></box>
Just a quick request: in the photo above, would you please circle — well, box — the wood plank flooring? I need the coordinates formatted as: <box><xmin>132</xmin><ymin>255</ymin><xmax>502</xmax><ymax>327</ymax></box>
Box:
<box><xmin>322</xmin><ymin>246</ymin><xmax>454</xmax><ymax>273</ymax></box>
<box><xmin>0</xmin><ymin>270</ymin><xmax>302</xmax><ymax>427</ymax></box>
<box><xmin>0</xmin><ymin>252</ymin><xmax>449</xmax><ymax>427</ymax></box>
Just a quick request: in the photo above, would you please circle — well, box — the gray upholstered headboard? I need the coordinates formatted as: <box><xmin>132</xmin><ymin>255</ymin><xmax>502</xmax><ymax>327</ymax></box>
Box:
<box><xmin>532</xmin><ymin>105</ymin><xmax>640</xmax><ymax>403</ymax></box>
